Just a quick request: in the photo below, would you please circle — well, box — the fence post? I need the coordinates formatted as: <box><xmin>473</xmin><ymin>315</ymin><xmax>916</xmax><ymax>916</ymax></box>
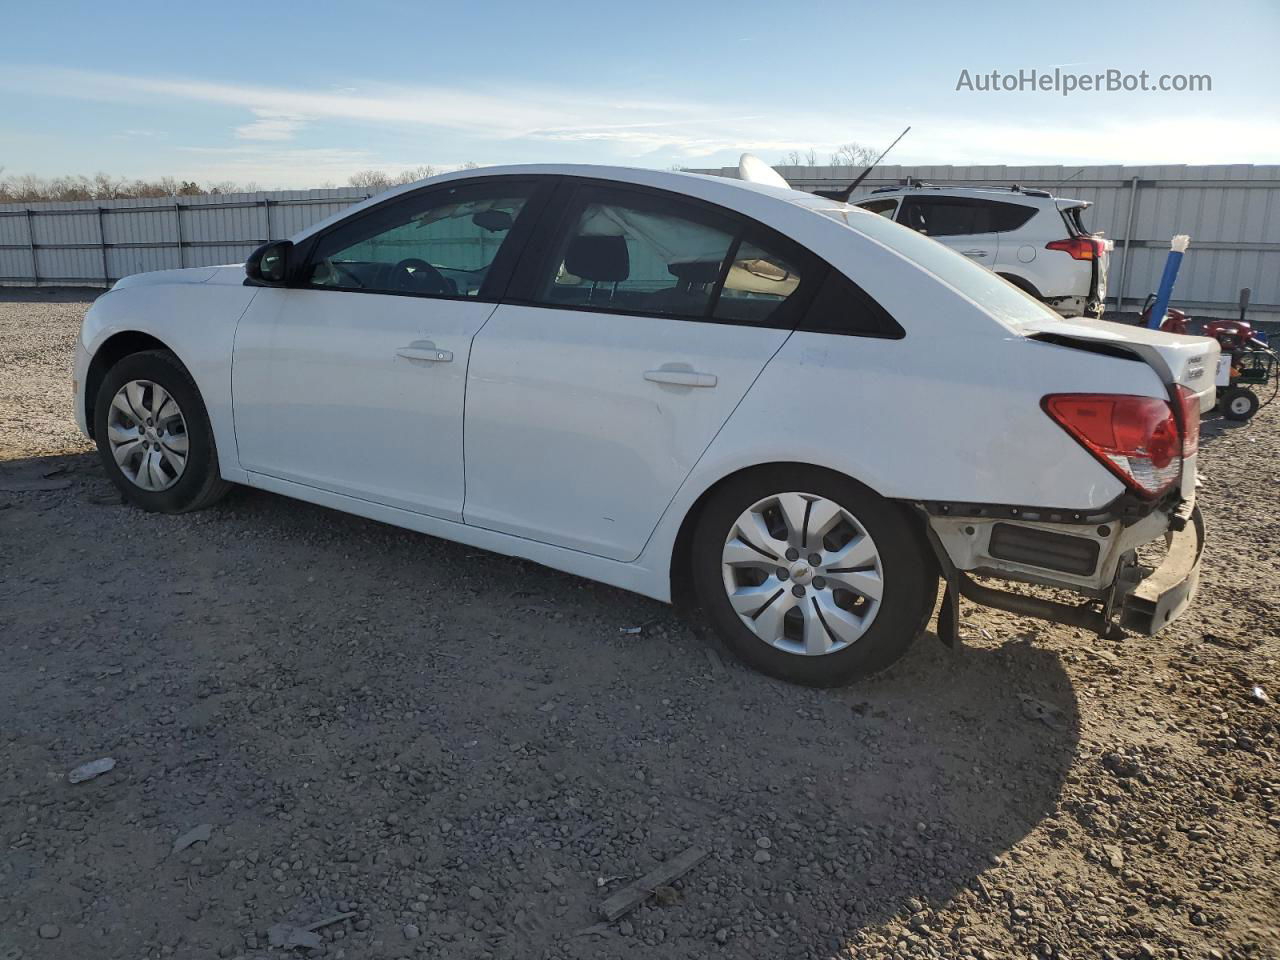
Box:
<box><xmin>262</xmin><ymin>198</ymin><xmax>272</xmax><ymax>243</ymax></box>
<box><xmin>97</xmin><ymin>207</ymin><xmax>110</xmax><ymax>285</ymax></box>
<box><xmin>174</xmin><ymin>201</ymin><xmax>185</xmax><ymax>268</ymax></box>
<box><xmin>25</xmin><ymin>209</ymin><xmax>38</xmax><ymax>285</ymax></box>
<box><xmin>1115</xmin><ymin>176</ymin><xmax>1140</xmax><ymax>313</ymax></box>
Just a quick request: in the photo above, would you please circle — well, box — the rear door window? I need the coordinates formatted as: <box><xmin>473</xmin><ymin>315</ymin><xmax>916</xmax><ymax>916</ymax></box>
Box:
<box><xmin>522</xmin><ymin>183</ymin><xmax>814</xmax><ymax>326</ymax></box>
<box><xmin>898</xmin><ymin>197</ymin><xmax>991</xmax><ymax>237</ymax></box>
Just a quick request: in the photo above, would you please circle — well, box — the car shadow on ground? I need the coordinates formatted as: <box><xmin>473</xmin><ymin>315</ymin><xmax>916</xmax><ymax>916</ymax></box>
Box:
<box><xmin>1199</xmin><ymin>409</ymin><xmax>1261</xmax><ymax>447</ymax></box>
<box><xmin>2</xmin><ymin>451</ymin><xmax>1081</xmax><ymax>958</ymax></box>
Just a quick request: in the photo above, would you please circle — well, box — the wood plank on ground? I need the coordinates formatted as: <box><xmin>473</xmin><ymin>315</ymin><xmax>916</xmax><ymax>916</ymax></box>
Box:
<box><xmin>598</xmin><ymin>846</ymin><xmax>709</xmax><ymax>921</ymax></box>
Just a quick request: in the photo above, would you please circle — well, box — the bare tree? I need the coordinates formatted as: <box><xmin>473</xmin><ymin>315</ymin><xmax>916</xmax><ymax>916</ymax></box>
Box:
<box><xmin>830</xmin><ymin>142</ymin><xmax>878</xmax><ymax>167</ymax></box>
<box><xmin>776</xmin><ymin>148</ymin><xmax>820</xmax><ymax>167</ymax></box>
<box><xmin>346</xmin><ymin>169</ymin><xmax>393</xmax><ymax>192</ymax></box>
<box><xmin>348</xmin><ymin>166</ymin><xmax>434</xmax><ymax>191</ymax></box>
<box><xmin>391</xmin><ymin>165</ymin><xmax>437</xmax><ymax>185</ymax></box>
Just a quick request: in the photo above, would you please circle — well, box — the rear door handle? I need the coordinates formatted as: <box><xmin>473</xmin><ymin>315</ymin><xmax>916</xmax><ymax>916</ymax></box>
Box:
<box><xmin>396</xmin><ymin>340</ymin><xmax>453</xmax><ymax>363</ymax></box>
<box><xmin>961</xmin><ymin>249</ymin><xmax>990</xmax><ymax>258</ymax></box>
<box><xmin>644</xmin><ymin>369</ymin><xmax>717</xmax><ymax>388</ymax></box>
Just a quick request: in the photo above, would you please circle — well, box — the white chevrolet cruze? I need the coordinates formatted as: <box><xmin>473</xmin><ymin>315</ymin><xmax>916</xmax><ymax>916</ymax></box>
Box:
<box><xmin>73</xmin><ymin>165</ymin><xmax>1215</xmax><ymax>686</ymax></box>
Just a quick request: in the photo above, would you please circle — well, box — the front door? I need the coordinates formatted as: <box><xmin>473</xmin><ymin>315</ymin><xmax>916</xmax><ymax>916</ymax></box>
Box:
<box><xmin>463</xmin><ymin>181</ymin><xmax>817</xmax><ymax>560</ymax></box>
<box><xmin>232</xmin><ymin>178</ymin><xmax>545</xmax><ymax>520</ymax></box>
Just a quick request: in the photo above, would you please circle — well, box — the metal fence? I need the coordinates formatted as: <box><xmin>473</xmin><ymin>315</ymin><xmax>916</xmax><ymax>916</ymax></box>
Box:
<box><xmin>0</xmin><ymin>187</ymin><xmax>370</xmax><ymax>288</ymax></box>
<box><xmin>693</xmin><ymin>163</ymin><xmax>1280</xmax><ymax>323</ymax></box>
<box><xmin>4</xmin><ymin>165</ymin><xmax>1278</xmax><ymax>322</ymax></box>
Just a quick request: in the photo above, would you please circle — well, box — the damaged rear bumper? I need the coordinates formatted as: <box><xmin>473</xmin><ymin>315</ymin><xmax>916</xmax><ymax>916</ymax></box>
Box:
<box><xmin>923</xmin><ymin>500</ymin><xmax>1204</xmax><ymax>641</ymax></box>
<box><xmin>1118</xmin><ymin>504</ymin><xmax>1204</xmax><ymax>633</ymax></box>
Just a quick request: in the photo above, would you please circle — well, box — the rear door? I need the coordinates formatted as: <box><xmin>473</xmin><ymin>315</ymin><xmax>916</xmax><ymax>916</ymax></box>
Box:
<box><xmin>897</xmin><ymin>196</ymin><xmax>1000</xmax><ymax>267</ymax></box>
<box><xmin>463</xmin><ymin>180</ymin><xmax>819</xmax><ymax>560</ymax></box>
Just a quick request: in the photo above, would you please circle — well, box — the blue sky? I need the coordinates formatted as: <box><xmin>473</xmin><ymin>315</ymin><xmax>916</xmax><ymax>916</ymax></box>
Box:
<box><xmin>2</xmin><ymin>0</ymin><xmax>1277</xmax><ymax>188</ymax></box>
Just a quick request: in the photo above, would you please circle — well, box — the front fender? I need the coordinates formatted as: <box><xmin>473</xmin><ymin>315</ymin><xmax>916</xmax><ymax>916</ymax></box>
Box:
<box><xmin>80</xmin><ymin>282</ymin><xmax>259</xmax><ymax>483</ymax></box>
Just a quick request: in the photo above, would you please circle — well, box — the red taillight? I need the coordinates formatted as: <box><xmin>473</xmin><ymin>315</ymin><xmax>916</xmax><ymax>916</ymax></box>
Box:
<box><xmin>1046</xmin><ymin>237</ymin><xmax>1103</xmax><ymax>260</ymax></box>
<box><xmin>1174</xmin><ymin>385</ymin><xmax>1199</xmax><ymax>458</ymax></box>
<box><xmin>1043</xmin><ymin>394</ymin><xmax>1182</xmax><ymax>498</ymax></box>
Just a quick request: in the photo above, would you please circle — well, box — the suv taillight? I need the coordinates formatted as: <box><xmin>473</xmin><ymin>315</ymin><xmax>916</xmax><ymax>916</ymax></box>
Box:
<box><xmin>1043</xmin><ymin>394</ymin><xmax>1182</xmax><ymax>498</ymax></box>
<box><xmin>1046</xmin><ymin>237</ymin><xmax>1104</xmax><ymax>260</ymax></box>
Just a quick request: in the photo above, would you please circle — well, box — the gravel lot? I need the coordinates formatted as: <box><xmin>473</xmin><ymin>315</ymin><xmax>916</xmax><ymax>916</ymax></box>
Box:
<box><xmin>1</xmin><ymin>292</ymin><xmax>1277</xmax><ymax>960</ymax></box>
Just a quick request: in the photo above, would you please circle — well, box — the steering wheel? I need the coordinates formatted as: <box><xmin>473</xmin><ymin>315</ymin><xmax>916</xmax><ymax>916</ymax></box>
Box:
<box><xmin>391</xmin><ymin>258</ymin><xmax>450</xmax><ymax>294</ymax></box>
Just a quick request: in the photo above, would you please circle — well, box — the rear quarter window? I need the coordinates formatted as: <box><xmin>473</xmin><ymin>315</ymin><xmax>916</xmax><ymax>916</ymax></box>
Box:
<box><xmin>987</xmin><ymin>201</ymin><xmax>1037</xmax><ymax>232</ymax></box>
<box><xmin>818</xmin><ymin>205</ymin><xmax>1063</xmax><ymax>329</ymax></box>
<box><xmin>854</xmin><ymin>198</ymin><xmax>899</xmax><ymax>218</ymax></box>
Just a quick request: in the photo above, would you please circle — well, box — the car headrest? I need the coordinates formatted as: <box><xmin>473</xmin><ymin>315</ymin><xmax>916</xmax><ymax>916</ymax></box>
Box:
<box><xmin>565</xmin><ymin>235</ymin><xmax>629</xmax><ymax>283</ymax></box>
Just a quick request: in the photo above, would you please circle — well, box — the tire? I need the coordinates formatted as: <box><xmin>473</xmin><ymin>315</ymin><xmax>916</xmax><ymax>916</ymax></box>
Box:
<box><xmin>93</xmin><ymin>349</ymin><xmax>232</xmax><ymax>513</ymax></box>
<box><xmin>690</xmin><ymin>466</ymin><xmax>937</xmax><ymax>687</ymax></box>
<box><xmin>1220</xmin><ymin>385</ymin><xmax>1259</xmax><ymax>422</ymax></box>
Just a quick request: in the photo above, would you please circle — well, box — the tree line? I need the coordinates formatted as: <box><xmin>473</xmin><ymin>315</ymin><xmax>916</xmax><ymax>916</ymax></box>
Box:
<box><xmin>0</xmin><ymin>148</ymin><xmax>874</xmax><ymax>203</ymax></box>
<box><xmin>0</xmin><ymin>163</ymin><xmax>480</xmax><ymax>203</ymax></box>
<box><xmin>777</xmin><ymin>143</ymin><xmax>879</xmax><ymax>168</ymax></box>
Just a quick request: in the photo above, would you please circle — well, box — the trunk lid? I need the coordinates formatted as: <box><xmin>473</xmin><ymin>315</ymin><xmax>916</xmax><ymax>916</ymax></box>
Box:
<box><xmin>1026</xmin><ymin>316</ymin><xmax>1219</xmax><ymax>501</ymax></box>
<box><xmin>1024</xmin><ymin>315</ymin><xmax>1220</xmax><ymax>404</ymax></box>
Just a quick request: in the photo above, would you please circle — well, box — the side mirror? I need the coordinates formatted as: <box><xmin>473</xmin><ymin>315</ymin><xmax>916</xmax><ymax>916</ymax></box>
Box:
<box><xmin>246</xmin><ymin>240</ymin><xmax>294</xmax><ymax>285</ymax></box>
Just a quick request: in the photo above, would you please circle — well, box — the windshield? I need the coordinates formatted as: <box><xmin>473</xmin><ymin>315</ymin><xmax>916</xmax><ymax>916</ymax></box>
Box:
<box><xmin>806</xmin><ymin>200</ymin><xmax>1062</xmax><ymax>329</ymax></box>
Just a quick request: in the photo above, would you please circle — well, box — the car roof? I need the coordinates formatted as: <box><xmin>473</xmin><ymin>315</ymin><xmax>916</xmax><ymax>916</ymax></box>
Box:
<box><xmin>291</xmin><ymin>163</ymin><xmax>846</xmax><ymax>245</ymax></box>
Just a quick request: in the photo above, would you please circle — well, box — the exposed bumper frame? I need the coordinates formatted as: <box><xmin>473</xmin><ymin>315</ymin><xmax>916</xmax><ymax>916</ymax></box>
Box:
<box><xmin>924</xmin><ymin>503</ymin><xmax>1204</xmax><ymax>643</ymax></box>
<box><xmin>1118</xmin><ymin>504</ymin><xmax>1204</xmax><ymax>633</ymax></box>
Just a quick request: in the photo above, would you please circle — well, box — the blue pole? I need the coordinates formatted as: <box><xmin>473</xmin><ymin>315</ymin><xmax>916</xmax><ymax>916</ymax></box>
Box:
<box><xmin>1146</xmin><ymin>235</ymin><xmax>1190</xmax><ymax>329</ymax></box>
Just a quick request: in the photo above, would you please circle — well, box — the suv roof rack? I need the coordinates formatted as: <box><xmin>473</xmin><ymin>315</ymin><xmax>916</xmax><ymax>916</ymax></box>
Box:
<box><xmin>868</xmin><ymin>180</ymin><xmax>1053</xmax><ymax>199</ymax></box>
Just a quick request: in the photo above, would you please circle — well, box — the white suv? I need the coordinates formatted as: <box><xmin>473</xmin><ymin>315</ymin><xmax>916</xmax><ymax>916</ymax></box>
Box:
<box><xmin>854</xmin><ymin>183</ymin><xmax>1110</xmax><ymax>318</ymax></box>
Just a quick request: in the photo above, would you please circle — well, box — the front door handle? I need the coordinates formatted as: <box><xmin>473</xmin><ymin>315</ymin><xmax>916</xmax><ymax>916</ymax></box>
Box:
<box><xmin>644</xmin><ymin>369</ymin><xmax>717</xmax><ymax>388</ymax></box>
<box><xmin>396</xmin><ymin>340</ymin><xmax>453</xmax><ymax>363</ymax></box>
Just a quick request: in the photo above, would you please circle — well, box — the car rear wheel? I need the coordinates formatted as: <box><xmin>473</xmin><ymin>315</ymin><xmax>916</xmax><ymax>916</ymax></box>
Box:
<box><xmin>94</xmin><ymin>350</ymin><xmax>231</xmax><ymax>513</ymax></box>
<box><xmin>690</xmin><ymin>466</ymin><xmax>937</xmax><ymax>687</ymax></box>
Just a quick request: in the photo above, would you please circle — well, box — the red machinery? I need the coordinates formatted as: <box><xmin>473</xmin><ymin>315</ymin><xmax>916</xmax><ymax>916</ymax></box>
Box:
<box><xmin>1140</xmin><ymin>290</ymin><xmax>1276</xmax><ymax>422</ymax></box>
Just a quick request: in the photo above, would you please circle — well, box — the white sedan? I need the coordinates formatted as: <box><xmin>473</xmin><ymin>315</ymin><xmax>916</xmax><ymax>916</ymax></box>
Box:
<box><xmin>73</xmin><ymin>164</ymin><xmax>1215</xmax><ymax>686</ymax></box>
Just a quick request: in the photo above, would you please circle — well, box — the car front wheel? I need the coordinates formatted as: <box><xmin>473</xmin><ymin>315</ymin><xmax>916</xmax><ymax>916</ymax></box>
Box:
<box><xmin>93</xmin><ymin>349</ymin><xmax>231</xmax><ymax>513</ymax></box>
<box><xmin>691</xmin><ymin>466</ymin><xmax>937</xmax><ymax>687</ymax></box>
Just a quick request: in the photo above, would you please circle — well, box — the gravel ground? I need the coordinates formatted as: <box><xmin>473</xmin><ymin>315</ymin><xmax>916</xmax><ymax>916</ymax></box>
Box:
<box><xmin>1</xmin><ymin>292</ymin><xmax>1277</xmax><ymax>960</ymax></box>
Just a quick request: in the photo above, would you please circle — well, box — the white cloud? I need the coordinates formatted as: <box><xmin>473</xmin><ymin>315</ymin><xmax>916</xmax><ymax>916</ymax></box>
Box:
<box><xmin>170</xmin><ymin>145</ymin><xmax>403</xmax><ymax>186</ymax></box>
<box><xmin>0</xmin><ymin>65</ymin><xmax>701</xmax><ymax>143</ymax></box>
<box><xmin>235</xmin><ymin>110</ymin><xmax>306</xmax><ymax>141</ymax></box>
<box><xmin>2</xmin><ymin>65</ymin><xmax>1277</xmax><ymax>172</ymax></box>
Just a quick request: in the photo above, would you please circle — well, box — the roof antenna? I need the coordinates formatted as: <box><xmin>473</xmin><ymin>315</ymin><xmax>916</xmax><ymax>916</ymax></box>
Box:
<box><xmin>1054</xmin><ymin>167</ymin><xmax>1085</xmax><ymax>193</ymax></box>
<box><xmin>814</xmin><ymin>126</ymin><xmax>911</xmax><ymax>202</ymax></box>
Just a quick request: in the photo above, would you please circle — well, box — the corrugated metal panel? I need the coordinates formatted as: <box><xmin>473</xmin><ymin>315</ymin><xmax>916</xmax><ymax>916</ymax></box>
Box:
<box><xmin>2</xmin><ymin>171</ymin><xmax>1276</xmax><ymax>321</ymax></box>
<box><xmin>697</xmin><ymin>162</ymin><xmax>1280</xmax><ymax>320</ymax></box>
<box><xmin>0</xmin><ymin>187</ymin><xmax>370</xmax><ymax>287</ymax></box>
